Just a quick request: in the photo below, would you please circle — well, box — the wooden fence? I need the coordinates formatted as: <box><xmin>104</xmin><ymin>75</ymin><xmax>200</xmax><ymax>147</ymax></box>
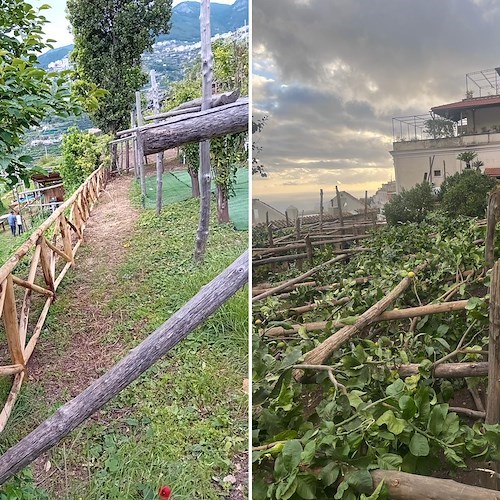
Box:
<box><xmin>0</xmin><ymin>164</ymin><xmax>108</xmax><ymax>431</ymax></box>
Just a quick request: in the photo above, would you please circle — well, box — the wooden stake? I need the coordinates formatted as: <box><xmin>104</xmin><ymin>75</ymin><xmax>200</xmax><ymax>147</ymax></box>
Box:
<box><xmin>485</xmin><ymin>186</ymin><xmax>500</xmax><ymax>267</ymax></box>
<box><xmin>319</xmin><ymin>189</ymin><xmax>324</xmax><ymax>231</ymax></box>
<box><xmin>304</xmin><ymin>234</ymin><xmax>314</xmax><ymax>265</ymax></box>
<box><xmin>335</xmin><ymin>185</ymin><xmax>344</xmax><ymax>229</ymax></box>
<box><xmin>487</xmin><ymin>259</ymin><xmax>500</xmax><ymax>424</ymax></box>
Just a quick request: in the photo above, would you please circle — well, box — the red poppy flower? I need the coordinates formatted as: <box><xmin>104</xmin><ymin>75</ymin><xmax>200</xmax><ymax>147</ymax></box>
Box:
<box><xmin>158</xmin><ymin>485</ymin><xmax>172</xmax><ymax>499</ymax></box>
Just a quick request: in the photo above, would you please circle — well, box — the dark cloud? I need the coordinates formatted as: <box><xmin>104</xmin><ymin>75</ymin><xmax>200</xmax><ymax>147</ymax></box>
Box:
<box><xmin>253</xmin><ymin>0</ymin><xmax>500</xmax><ymax>205</ymax></box>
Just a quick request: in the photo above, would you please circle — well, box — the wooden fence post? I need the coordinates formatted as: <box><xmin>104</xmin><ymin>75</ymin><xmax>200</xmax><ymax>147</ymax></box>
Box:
<box><xmin>485</xmin><ymin>186</ymin><xmax>499</xmax><ymax>267</ymax></box>
<box><xmin>336</xmin><ymin>185</ymin><xmax>344</xmax><ymax>231</ymax></box>
<box><xmin>2</xmin><ymin>276</ymin><xmax>24</xmax><ymax>367</ymax></box>
<box><xmin>319</xmin><ymin>189</ymin><xmax>324</xmax><ymax>231</ymax></box>
<box><xmin>486</xmin><ymin>259</ymin><xmax>500</xmax><ymax>489</ymax></box>
<box><xmin>305</xmin><ymin>234</ymin><xmax>314</xmax><ymax>265</ymax></box>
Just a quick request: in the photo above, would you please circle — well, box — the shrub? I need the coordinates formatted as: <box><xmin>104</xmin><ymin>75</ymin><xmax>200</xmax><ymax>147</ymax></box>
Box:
<box><xmin>59</xmin><ymin>128</ymin><xmax>109</xmax><ymax>192</ymax></box>
<box><xmin>439</xmin><ymin>169</ymin><xmax>496</xmax><ymax>218</ymax></box>
<box><xmin>383</xmin><ymin>182</ymin><xmax>435</xmax><ymax>225</ymax></box>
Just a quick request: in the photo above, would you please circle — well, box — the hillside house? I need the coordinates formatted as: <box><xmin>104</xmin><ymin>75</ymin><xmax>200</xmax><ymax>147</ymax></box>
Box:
<box><xmin>328</xmin><ymin>190</ymin><xmax>365</xmax><ymax>217</ymax></box>
<box><xmin>390</xmin><ymin>67</ymin><xmax>500</xmax><ymax>193</ymax></box>
<box><xmin>372</xmin><ymin>180</ymin><xmax>397</xmax><ymax>209</ymax></box>
<box><xmin>252</xmin><ymin>198</ymin><xmax>286</xmax><ymax>225</ymax></box>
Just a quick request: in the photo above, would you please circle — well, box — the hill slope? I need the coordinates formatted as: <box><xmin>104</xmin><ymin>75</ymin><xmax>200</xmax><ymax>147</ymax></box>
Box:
<box><xmin>38</xmin><ymin>0</ymin><xmax>248</xmax><ymax>68</ymax></box>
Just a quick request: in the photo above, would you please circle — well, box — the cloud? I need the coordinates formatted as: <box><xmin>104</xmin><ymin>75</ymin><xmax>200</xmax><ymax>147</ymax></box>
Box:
<box><xmin>252</xmin><ymin>0</ymin><xmax>500</xmax><ymax>207</ymax></box>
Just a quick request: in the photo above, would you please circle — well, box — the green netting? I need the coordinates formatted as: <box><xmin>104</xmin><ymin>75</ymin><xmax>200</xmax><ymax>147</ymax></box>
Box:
<box><xmin>143</xmin><ymin>167</ymin><xmax>248</xmax><ymax>231</ymax></box>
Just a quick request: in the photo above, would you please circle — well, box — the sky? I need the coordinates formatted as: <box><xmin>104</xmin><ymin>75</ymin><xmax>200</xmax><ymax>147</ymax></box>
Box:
<box><xmin>252</xmin><ymin>0</ymin><xmax>500</xmax><ymax>213</ymax></box>
<box><xmin>33</xmin><ymin>0</ymin><xmax>236</xmax><ymax>48</ymax></box>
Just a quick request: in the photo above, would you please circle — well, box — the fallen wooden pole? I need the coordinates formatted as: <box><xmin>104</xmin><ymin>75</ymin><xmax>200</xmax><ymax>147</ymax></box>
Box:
<box><xmin>289</xmin><ymin>297</ymin><xmax>350</xmax><ymax>315</ymax></box>
<box><xmin>252</xmin><ymin>281</ymin><xmax>316</xmax><ymax>296</ymax></box>
<box><xmin>397</xmin><ymin>362</ymin><xmax>488</xmax><ymax>378</ymax></box>
<box><xmin>370</xmin><ymin>469</ymin><xmax>500</xmax><ymax>500</ymax></box>
<box><xmin>265</xmin><ymin>299</ymin><xmax>467</xmax><ymax>336</ymax></box>
<box><xmin>252</xmin><ymin>254</ymin><xmax>348</xmax><ymax>303</ymax></box>
<box><xmin>449</xmin><ymin>406</ymin><xmax>486</xmax><ymax>419</ymax></box>
<box><xmin>297</xmin><ymin>264</ymin><xmax>427</xmax><ymax>374</ymax></box>
<box><xmin>0</xmin><ymin>252</ymin><xmax>248</xmax><ymax>484</ymax></box>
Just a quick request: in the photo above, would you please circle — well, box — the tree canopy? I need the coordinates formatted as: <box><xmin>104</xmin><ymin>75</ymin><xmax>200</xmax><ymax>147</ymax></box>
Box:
<box><xmin>0</xmin><ymin>0</ymin><xmax>80</xmax><ymax>186</ymax></box>
<box><xmin>383</xmin><ymin>182</ymin><xmax>435</xmax><ymax>225</ymax></box>
<box><xmin>67</xmin><ymin>0</ymin><xmax>173</xmax><ymax>134</ymax></box>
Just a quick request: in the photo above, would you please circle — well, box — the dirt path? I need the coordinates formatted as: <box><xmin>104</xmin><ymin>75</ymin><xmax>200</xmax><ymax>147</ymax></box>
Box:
<box><xmin>28</xmin><ymin>174</ymin><xmax>138</xmax><ymax>400</ymax></box>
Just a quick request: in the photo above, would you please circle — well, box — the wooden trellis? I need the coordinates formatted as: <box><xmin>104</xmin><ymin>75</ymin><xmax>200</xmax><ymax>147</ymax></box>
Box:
<box><xmin>0</xmin><ymin>164</ymin><xmax>108</xmax><ymax>431</ymax></box>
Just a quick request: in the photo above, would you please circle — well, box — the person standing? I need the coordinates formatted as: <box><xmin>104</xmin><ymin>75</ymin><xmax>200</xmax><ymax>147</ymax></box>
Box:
<box><xmin>16</xmin><ymin>212</ymin><xmax>23</xmax><ymax>235</ymax></box>
<box><xmin>7</xmin><ymin>211</ymin><xmax>16</xmax><ymax>236</ymax></box>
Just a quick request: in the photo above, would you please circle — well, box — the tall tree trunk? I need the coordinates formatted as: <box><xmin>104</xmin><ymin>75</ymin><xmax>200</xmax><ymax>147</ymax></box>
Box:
<box><xmin>217</xmin><ymin>185</ymin><xmax>230</xmax><ymax>223</ymax></box>
<box><xmin>194</xmin><ymin>0</ymin><xmax>213</xmax><ymax>262</ymax></box>
<box><xmin>189</xmin><ymin>167</ymin><xmax>200</xmax><ymax>198</ymax></box>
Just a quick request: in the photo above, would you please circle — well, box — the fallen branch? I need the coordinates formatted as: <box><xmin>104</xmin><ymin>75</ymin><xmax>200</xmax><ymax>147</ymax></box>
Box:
<box><xmin>449</xmin><ymin>407</ymin><xmax>486</xmax><ymax>419</ymax></box>
<box><xmin>252</xmin><ymin>254</ymin><xmax>348</xmax><ymax>303</ymax></box>
<box><xmin>265</xmin><ymin>298</ymin><xmax>465</xmax><ymax>337</ymax></box>
<box><xmin>397</xmin><ymin>362</ymin><xmax>488</xmax><ymax>378</ymax></box>
<box><xmin>0</xmin><ymin>252</ymin><xmax>248</xmax><ymax>485</ymax></box>
<box><xmin>296</xmin><ymin>264</ymin><xmax>428</xmax><ymax>376</ymax></box>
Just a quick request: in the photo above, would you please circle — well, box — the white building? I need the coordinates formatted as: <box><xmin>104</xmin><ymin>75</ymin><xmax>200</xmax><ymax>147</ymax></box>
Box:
<box><xmin>390</xmin><ymin>67</ymin><xmax>500</xmax><ymax>193</ymax></box>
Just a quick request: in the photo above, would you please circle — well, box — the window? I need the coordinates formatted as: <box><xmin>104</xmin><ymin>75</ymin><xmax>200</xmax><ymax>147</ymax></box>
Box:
<box><xmin>433</xmin><ymin>170</ymin><xmax>442</xmax><ymax>177</ymax></box>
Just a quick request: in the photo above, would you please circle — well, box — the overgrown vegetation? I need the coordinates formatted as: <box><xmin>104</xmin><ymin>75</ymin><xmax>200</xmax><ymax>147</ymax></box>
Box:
<box><xmin>253</xmin><ymin>213</ymin><xmax>500</xmax><ymax>499</ymax></box>
<box><xmin>0</xmin><ymin>0</ymin><xmax>82</xmax><ymax>186</ymax></box>
<box><xmin>439</xmin><ymin>169</ymin><xmax>496</xmax><ymax>218</ymax></box>
<box><xmin>59</xmin><ymin>128</ymin><xmax>109</xmax><ymax>193</ymax></box>
<box><xmin>383</xmin><ymin>182</ymin><xmax>434</xmax><ymax>225</ymax></box>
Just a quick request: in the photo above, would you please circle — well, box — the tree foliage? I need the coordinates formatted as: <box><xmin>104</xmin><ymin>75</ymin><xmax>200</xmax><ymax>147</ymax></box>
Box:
<box><xmin>59</xmin><ymin>128</ymin><xmax>109</xmax><ymax>193</ymax></box>
<box><xmin>439</xmin><ymin>169</ymin><xmax>496</xmax><ymax>218</ymax></box>
<box><xmin>456</xmin><ymin>151</ymin><xmax>477</xmax><ymax>169</ymax></box>
<box><xmin>423</xmin><ymin>118</ymin><xmax>454</xmax><ymax>139</ymax></box>
<box><xmin>67</xmin><ymin>0</ymin><xmax>173</xmax><ymax>134</ymax></box>
<box><xmin>0</xmin><ymin>0</ymin><xmax>81</xmax><ymax>186</ymax></box>
<box><xmin>383</xmin><ymin>182</ymin><xmax>435</xmax><ymax>225</ymax></box>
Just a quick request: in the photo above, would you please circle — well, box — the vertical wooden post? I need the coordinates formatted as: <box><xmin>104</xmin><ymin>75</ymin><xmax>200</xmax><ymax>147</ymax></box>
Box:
<box><xmin>150</xmin><ymin>70</ymin><xmax>164</xmax><ymax>215</ymax></box>
<box><xmin>486</xmin><ymin>260</ymin><xmax>500</xmax><ymax>489</ymax></box>
<box><xmin>2</xmin><ymin>276</ymin><xmax>24</xmax><ymax>366</ymax></box>
<box><xmin>319</xmin><ymin>189</ymin><xmax>324</xmax><ymax>231</ymax></box>
<box><xmin>364</xmin><ymin>190</ymin><xmax>368</xmax><ymax>221</ymax></box>
<box><xmin>295</xmin><ymin>217</ymin><xmax>301</xmax><ymax>239</ymax></box>
<box><xmin>305</xmin><ymin>234</ymin><xmax>313</xmax><ymax>265</ymax></box>
<box><xmin>136</xmin><ymin>91</ymin><xmax>146</xmax><ymax>204</ymax></box>
<box><xmin>265</xmin><ymin>211</ymin><xmax>269</xmax><ymax>227</ymax></box>
<box><xmin>285</xmin><ymin>210</ymin><xmax>289</xmax><ymax>226</ymax></box>
<box><xmin>267</xmin><ymin>224</ymin><xmax>274</xmax><ymax>248</ymax></box>
<box><xmin>335</xmin><ymin>185</ymin><xmax>344</xmax><ymax>227</ymax></box>
<box><xmin>60</xmin><ymin>216</ymin><xmax>74</xmax><ymax>264</ymax></box>
<box><xmin>485</xmin><ymin>187</ymin><xmax>499</xmax><ymax>268</ymax></box>
<box><xmin>194</xmin><ymin>0</ymin><xmax>213</xmax><ymax>262</ymax></box>
<box><xmin>40</xmin><ymin>237</ymin><xmax>55</xmax><ymax>292</ymax></box>
<box><xmin>486</xmin><ymin>260</ymin><xmax>500</xmax><ymax>424</ymax></box>
<box><xmin>125</xmin><ymin>139</ymin><xmax>130</xmax><ymax>174</ymax></box>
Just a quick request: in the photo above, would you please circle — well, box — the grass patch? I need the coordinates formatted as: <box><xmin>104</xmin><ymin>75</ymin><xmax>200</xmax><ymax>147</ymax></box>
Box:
<box><xmin>0</xmin><ymin>195</ymin><xmax>248</xmax><ymax>498</ymax></box>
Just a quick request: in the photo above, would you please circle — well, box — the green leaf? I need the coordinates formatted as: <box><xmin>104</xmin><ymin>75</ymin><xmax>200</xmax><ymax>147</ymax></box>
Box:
<box><xmin>296</xmin><ymin>474</ymin><xmax>317</xmax><ymax>499</ymax></box>
<box><xmin>444</xmin><ymin>448</ymin><xmax>466</xmax><ymax>468</ymax></box>
<box><xmin>385</xmin><ymin>378</ymin><xmax>405</xmax><ymax>397</ymax></box>
<box><xmin>320</xmin><ymin>462</ymin><xmax>340</xmax><ymax>486</ymax></box>
<box><xmin>428</xmin><ymin>404</ymin><xmax>448</xmax><ymax>436</ymax></box>
<box><xmin>301</xmin><ymin>440</ymin><xmax>316</xmax><ymax>465</ymax></box>
<box><xmin>281</xmin><ymin>440</ymin><xmax>303</xmax><ymax>473</ymax></box>
<box><xmin>361</xmin><ymin>480</ymin><xmax>387</xmax><ymax>500</ymax></box>
<box><xmin>346</xmin><ymin>469</ymin><xmax>373</xmax><ymax>494</ymax></box>
<box><xmin>399</xmin><ymin>395</ymin><xmax>417</xmax><ymax>419</ymax></box>
<box><xmin>376</xmin><ymin>410</ymin><xmax>406</xmax><ymax>435</ymax></box>
<box><xmin>409</xmin><ymin>432</ymin><xmax>429</xmax><ymax>456</ymax></box>
<box><xmin>377</xmin><ymin>453</ymin><xmax>403</xmax><ymax>470</ymax></box>
<box><xmin>275</xmin><ymin>470</ymin><xmax>298</xmax><ymax>500</ymax></box>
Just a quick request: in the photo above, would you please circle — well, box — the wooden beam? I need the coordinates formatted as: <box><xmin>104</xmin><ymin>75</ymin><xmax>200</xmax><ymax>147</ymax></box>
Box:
<box><xmin>2</xmin><ymin>275</ymin><xmax>24</xmax><ymax>366</ymax></box>
<box><xmin>398</xmin><ymin>362</ymin><xmax>488</xmax><ymax>378</ymax></box>
<box><xmin>11</xmin><ymin>275</ymin><xmax>54</xmax><ymax>298</ymax></box>
<box><xmin>370</xmin><ymin>469</ymin><xmax>500</xmax><ymax>500</ymax></box>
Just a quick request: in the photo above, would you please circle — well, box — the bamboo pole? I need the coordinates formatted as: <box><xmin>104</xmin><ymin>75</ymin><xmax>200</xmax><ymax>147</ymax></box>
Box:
<box><xmin>298</xmin><ymin>264</ymin><xmax>427</xmax><ymax>373</ymax></box>
<box><xmin>319</xmin><ymin>189</ymin><xmax>324</xmax><ymax>231</ymax></box>
<box><xmin>370</xmin><ymin>470</ymin><xmax>500</xmax><ymax>500</ymax></box>
<box><xmin>0</xmin><ymin>251</ymin><xmax>248</xmax><ymax>483</ymax></box>
<box><xmin>252</xmin><ymin>254</ymin><xmax>348</xmax><ymax>302</ymax></box>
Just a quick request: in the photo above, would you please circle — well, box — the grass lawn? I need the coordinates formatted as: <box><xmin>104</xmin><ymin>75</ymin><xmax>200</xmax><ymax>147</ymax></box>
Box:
<box><xmin>0</xmin><ymin>190</ymin><xmax>248</xmax><ymax>498</ymax></box>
